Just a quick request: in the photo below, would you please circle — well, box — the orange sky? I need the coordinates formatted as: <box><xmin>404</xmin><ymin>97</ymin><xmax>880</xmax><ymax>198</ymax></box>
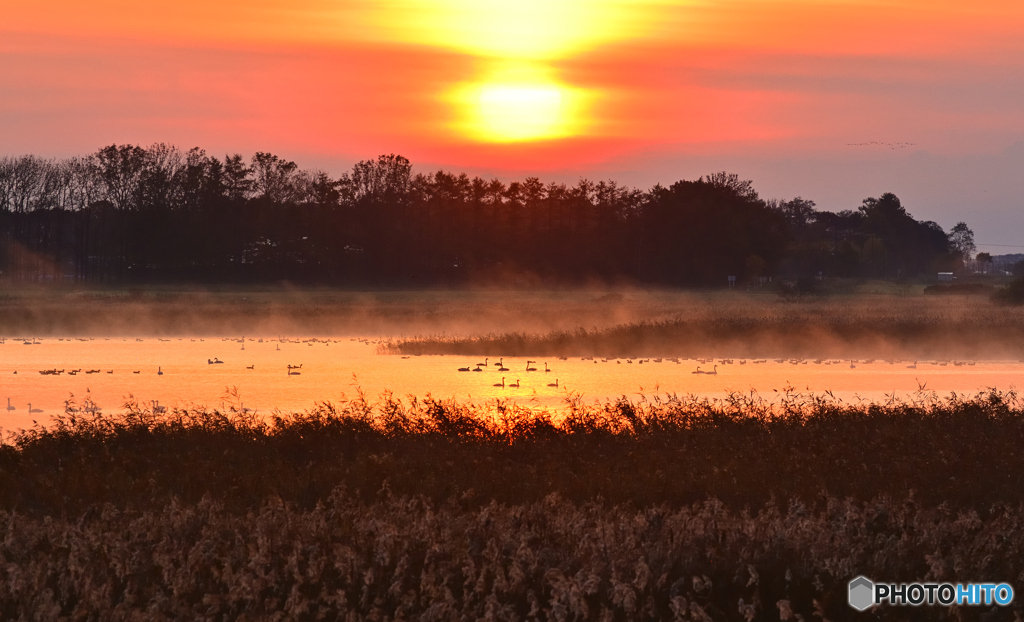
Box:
<box><xmin>3</xmin><ymin>0</ymin><xmax>1024</xmax><ymax>247</ymax></box>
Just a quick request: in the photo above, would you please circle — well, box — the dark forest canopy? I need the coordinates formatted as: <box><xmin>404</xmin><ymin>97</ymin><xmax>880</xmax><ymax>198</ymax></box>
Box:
<box><xmin>0</xmin><ymin>145</ymin><xmax>965</xmax><ymax>286</ymax></box>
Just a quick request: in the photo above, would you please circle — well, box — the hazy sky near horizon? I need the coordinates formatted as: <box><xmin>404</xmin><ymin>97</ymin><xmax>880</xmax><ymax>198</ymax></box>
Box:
<box><xmin>2</xmin><ymin>0</ymin><xmax>1023</xmax><ymax>251</ymax></box>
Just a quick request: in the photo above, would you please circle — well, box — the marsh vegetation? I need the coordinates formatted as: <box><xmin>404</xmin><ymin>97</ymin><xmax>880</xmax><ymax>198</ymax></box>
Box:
<box><xmin>380</xmin><ymin>290</ymin><xmax>1024</xmax><ymax>360</ymax></box>
<box><xmin>1</xmin><ymin>390</ymin><xmax>1023</xmax><ymax>618</ymax></box>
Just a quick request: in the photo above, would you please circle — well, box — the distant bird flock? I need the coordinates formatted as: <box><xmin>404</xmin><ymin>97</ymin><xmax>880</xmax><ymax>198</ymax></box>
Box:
<box><xmin>846</xmin><ymin>141</ymin><xmax>917</xmax><ymax>150</ymax></box>
<box><xmin>0</xmin><ymin>334</ymin><xmax>987</xmax><ymax>413</ymax></box>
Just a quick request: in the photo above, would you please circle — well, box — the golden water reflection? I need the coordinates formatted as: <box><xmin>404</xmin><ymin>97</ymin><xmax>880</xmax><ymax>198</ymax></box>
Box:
<box><xmin>2</xmin><ymin>337</ymin><xmax>1022</xmax><ymax>431</ymax></box>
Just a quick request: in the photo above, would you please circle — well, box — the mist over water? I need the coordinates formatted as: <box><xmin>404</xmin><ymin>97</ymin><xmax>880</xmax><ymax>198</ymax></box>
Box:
<box><xmin>2</xmin><ymin>288</ymin><xmax>1022</xmax><ymax>430</ymax></box>
<box><xmin>0</xmin><ymin>288</ymin><xmax>672</xmax><ymax>337</ymax></box>
<box><xmin>2</xmin><ymin>287</ymin><xmax>1022</xmax><ymax>342</ymax></box>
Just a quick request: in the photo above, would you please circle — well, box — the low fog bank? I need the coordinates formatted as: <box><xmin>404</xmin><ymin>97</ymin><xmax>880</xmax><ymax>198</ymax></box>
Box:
<box><xmin>0</xmin><ymin>287</ymin><xmax>734</xmax><ymax>337</ymax></box>
<box><xmin>390</xmin><ymin>316</ymin><xmax>1024</xmax><ymax>360</ymax></box>
<box><xmin>382</xmin><ymin>290</ymin><xmax>1024</xmax><ymax>360</ymax></box>
<box><xmin>1</xmin><ymin>286</ymin><xmax>1019</xmax><ymax>359</ymax></box>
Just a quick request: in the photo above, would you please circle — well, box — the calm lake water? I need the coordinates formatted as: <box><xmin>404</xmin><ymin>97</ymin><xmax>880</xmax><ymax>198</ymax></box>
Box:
<box><xmin>2</xmin><ymin>336</ymin><xmax>1022</xmax><ymax>430</ymax></box>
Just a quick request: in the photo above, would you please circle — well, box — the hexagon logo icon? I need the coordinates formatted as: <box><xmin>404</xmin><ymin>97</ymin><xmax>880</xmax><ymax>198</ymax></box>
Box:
<box><xmin>848</xmin><ymin>576</ymin><xmax>874</xmax><ymax>611</ymax></box>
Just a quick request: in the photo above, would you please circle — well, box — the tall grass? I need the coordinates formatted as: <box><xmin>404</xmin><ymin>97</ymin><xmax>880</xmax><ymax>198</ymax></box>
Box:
<box><xmin>3</xmin><ymin>389</ymin><xmax>1024</xmax><ymax>514</ymax></box>
<box><xmin>3</xmin><ymin>391</ymin><xmax>1022</xmax><ymax>618</ymax></box>
<box><xmin>4</xmin><ymin>490</ymin><xmax>1023</xmax><ymax>620</ymax></box>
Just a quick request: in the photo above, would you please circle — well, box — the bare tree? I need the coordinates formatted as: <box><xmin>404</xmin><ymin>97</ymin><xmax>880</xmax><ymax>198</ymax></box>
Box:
<box><xmin>223</xmin><ymin>154</ymin><xmax>253</xmax><ymax>201</ymax></box>
<box><xmin>251</xmin><ymin>152</ymin><xmax>300</xmax><ymax>203</ymax></box>
<box><xmin>343</xmin><ymin>154</ymin><xmax>412</xmax><ymax>202</ymax></box>
<box><xmin>949</xmin><ymin>221</ymin><xmax>976</xmax><ymax>264</ymax></box>
<box><xmin>701</xmin><ymin>171</ymin><xmax>759</xmax><ymax>201</ymax></box>
<box><xmin>95</xmin><ymin>145</ymin><xmax>148</xmax><ymax>211</ymax></box>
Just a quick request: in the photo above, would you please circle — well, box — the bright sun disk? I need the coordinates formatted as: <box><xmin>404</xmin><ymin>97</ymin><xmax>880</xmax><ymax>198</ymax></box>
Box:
<box><xmin>448</xmin><ymin>64</ymin><xmax>591</xmax><ymax>143</ymax></box>
<box><xmin>478</xmin><ymin>84</ymin><xmax>563</xmax><ymax>142</ymax></box>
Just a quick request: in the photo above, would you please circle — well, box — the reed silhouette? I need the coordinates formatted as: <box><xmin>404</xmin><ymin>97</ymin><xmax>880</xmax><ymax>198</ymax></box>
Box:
<box><xmin>384</xmin><ymin>295</ymin><xmax>1024</xmax><ymax>360</ymax></box>
<box><xmin>2</xmin><ymin>388</ymin><xmax>1022</xmax><ymax>516</ymax></box>
<box><xmin>0</xmin><ymin>390</ymin><xmax>1020</xmax><ymax>617</ymax></box>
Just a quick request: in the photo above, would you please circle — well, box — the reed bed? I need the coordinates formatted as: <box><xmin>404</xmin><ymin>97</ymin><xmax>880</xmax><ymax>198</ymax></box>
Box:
<box><xmin>383</xmin><ymin>311</ymin><xmax>1024</xmax><ymax>359</ymax></box>
<box><xmin>2</xmin><ymin>389</ymin><xmax>1023</xmax><ymax>514</ymax></box>
<box><xmin>4</xmin><ymin>490</ymin><xmax>1023</xmax><ymax>620</ymax></box>
<box><xmin>2</xmin><ymin>391</ymin><xmax>1023</xmax><ymax>618</ymax></box>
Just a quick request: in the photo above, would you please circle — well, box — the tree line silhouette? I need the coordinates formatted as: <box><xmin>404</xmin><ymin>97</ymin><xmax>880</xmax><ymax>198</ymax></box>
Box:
<box><xmin>0</xmin><ymin>144</ymin><xmax>964</xmax><ymax>286</ymax></box>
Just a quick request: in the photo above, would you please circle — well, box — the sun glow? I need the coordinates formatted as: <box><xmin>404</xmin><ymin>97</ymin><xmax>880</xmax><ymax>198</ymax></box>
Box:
<box><xmin>477</xmin><ymin>85</ymin><xmax>562</xmax><ymax>142</ymax></box>
<box><xmin>449</xmin><ymin>64</ymin><xmax>591</xmax><ymax>143</ymax></box>
<box><xmin>351</xmin><ymin>0</ymin><xmax>676</xmax><ymax>143</ymax></box>
<box><xmin>360</xmin><ymin>0</ymin><xmax>678</xmax><ymax>60</ymax></box>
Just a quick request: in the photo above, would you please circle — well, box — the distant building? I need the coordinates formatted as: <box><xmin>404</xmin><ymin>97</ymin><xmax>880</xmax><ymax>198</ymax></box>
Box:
<box><xmin>937</xmin><ymin>272</ymin><xmax>954</xmax><ymax>282</ymax></box>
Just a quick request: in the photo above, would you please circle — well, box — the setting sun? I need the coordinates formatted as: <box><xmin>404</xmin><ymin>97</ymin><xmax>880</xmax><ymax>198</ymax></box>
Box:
<box><xmin>447</xmin><ymin>62</ymin><xmax>591</xmax><ymax>143</ymax></box>
<box><xmin>346</xmin><ymin>0</ymin><xmax>676</xmax><ymax>144</ymax></box>
<box><xmin>477</xmin><ymin>85</ymin><xmax>562</xmax><ymax>142</ymax></box>
<box><xmin>459</xmin><ymin>79</ymin><xmax>590</xmax><ymax>143</ymax></box>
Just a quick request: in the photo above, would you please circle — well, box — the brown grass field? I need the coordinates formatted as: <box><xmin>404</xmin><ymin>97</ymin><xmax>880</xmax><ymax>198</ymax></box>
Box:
<box><xmin>1</xmin><ymin>389</ymin><xmax>1023</xmax><ymax>619</ymax></box>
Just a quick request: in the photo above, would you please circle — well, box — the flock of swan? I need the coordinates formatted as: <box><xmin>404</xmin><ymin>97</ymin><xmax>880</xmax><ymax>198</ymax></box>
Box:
<box><xmin>456</xmin><ymin>358</ymin><xmax>563</xmax><ymax>389</ymax></box>
<box><xmin>3</xmin><ymin>335</ymin><xmax>325</xmax><ymax>414</ymax></box>
<box><xmin>1</xmin><ymin>333</ymin><xmax>993</xmax><ymax>413</ymax></box>
<box><xmin>6</xmin><ymin>352</ymin><xmax>314</xmax><ymax>415</ymax></box>
<box><xmin>447</xmin><ymin>354</ymin><xmax>990</xmax><ymax>391</ymax></box>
